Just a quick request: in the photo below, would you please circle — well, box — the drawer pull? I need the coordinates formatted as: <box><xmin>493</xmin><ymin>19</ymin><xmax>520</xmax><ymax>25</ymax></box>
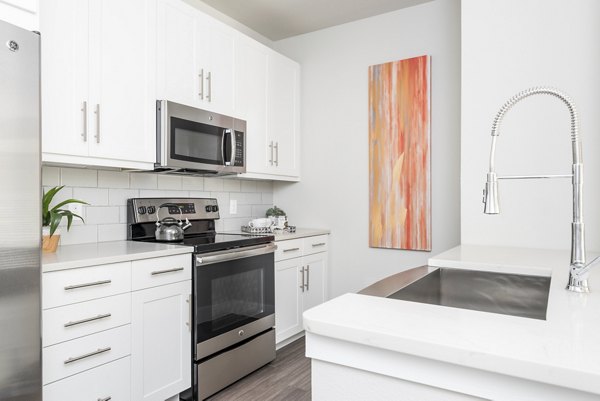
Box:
<box><xmin>151</xmin><ymin>267</ymin><xmax>184</xmax><ymax>276</ymax></box>
<box><xmin>98</xmin><ymin>397</ymin><xmax>112</xmax><ymax>401</ymax></box>
<box><xmin>283</xmin><ymin>247</ymin><xmax>300</xmax><ymax>253</ymax></box>
<box><xmin>312</xmin><ymin>242</ymin><xmax>326</xmax><ymax>247</ymax></box>
<box><xmin>64</xmin><ymin>313</ymin><xmax>112</xmax><ymax>328</ymax></box>
<box><xmin>64</xmin><ymin>346</ymin><xmax>111</xmax><ymax>364</ymax></box>
<box><xmin>64</xmin><ymin>279</ymin><xmax>111</xmax><ymax>291</ymax></box>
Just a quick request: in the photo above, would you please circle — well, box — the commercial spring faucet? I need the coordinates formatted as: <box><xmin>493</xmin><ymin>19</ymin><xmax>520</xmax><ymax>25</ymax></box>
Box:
<box><xmin>482</xmin><ymin>87</ymin><xmax>599</xmax><ymax>293</ymax></box>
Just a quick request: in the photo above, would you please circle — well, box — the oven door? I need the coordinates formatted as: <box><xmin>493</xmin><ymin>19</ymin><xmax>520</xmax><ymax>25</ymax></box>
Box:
<box><xmin>193</xmin><ymin>243</ymin><xmax>275</xmax><ymax>360</ymax></box>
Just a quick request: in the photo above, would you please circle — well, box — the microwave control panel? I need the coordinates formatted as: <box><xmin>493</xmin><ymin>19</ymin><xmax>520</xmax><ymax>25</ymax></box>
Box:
<box><xmin>234</xmin><ymin>131</ymin><xmax>244</xmax><ymax>166</ymax></box>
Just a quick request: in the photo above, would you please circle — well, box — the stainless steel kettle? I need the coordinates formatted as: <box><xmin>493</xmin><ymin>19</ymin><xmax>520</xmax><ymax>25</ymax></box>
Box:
<box><xmin>155</xmin><ymin>204</ymin><xmax>192</xmax><ymax>241</ymax></box>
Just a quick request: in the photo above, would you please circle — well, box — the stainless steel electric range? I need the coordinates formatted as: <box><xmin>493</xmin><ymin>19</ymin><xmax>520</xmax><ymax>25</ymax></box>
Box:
<box><xmin>127</xmin><ymin>197</ymin><xmax>276</xmax><ymax>400</ymax></box>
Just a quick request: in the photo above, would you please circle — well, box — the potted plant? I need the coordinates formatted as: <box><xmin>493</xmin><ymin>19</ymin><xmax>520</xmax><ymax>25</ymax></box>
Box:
<box><xmin>266</xmin><ymin>205</ymin><xmax>287</xmax><ymax>229</ymax></box>
<box><xmin>42</xmin><ymin>186</ymin><xmax>88</xmax><ymax>253</ymax></box>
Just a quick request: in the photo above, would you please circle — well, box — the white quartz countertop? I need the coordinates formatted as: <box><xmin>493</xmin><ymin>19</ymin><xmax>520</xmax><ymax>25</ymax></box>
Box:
<box><xmin>303</xmin><ymin>245</ymin><xmax>600</xmax><ymax>395</ymax></box>
<box><xmin>42</xmin><ymin>240</ymin><xmax>193</xmax><ymax>272</ymax></box>
<box><xmin>223</xmin><ymin>227</ymin><xmax>330</xmax><ymax>241</ymax></box>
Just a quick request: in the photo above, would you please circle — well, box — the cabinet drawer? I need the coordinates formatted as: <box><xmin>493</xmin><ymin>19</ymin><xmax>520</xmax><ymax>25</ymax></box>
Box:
<box><xmin>43</xmin><ymin>262</ymin><xmax>131</xmax><ymax>309</ymax></box>
<box><xmin>275</xmin><ymin>238</ymin><xmax>304</xmax><ymax>261</ymax></box>
<box><xmin>44</xmin><ymin>356</ymin><xmax>130</xmax><ymax>401</ymax></box>
<box><xmin>132</xmin><ymin>254</ymin><xmax>191</xmax><ymax>291</ymax></box>
<box><xmin>303</xmin><ymin>235</ymin><xmax>329</xmax><ymax>255</ymax></box>
<box><xmin>43</xmin><ymin>324</ymin><xmax>131</xmax><ymax>385</ymax></box>
<box><xmin>43</xmin><ymin>293</ymin><xmax>131</xmax><ymax>347</ymax></box>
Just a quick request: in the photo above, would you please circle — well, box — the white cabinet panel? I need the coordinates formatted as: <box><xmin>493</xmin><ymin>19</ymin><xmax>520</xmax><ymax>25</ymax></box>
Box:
<box><xmin>203</xmin><ymin>19</ymin><xmax>235</xmax><ymax>115</ymax></box>
<box><xmin>0</xmin><ymin>0</ymin><xmax>39</xmax><ymax>30</ymax></box>
<box><xmin>131</xmin><ymin>254</ymin><xmax>192</xmax><ymax>290</ymax></box>
<box><xmin>275</xmin><ymin>258</ymin><xmax>303</xmax><ymax>343</ymax></box>
<box><xmin>302</xmin><ymin>252</ymin><xmax>327</xmax><ymax>312</ymax></box>
<box><xmin>44</xmin><ymin>356</ymin><xmax>130</xmax><ymax>401</ymax></box>
<box><xmin>131</xmin><ymin>280</ymin><xmax>191</xmax><ymax>401</ymax></box>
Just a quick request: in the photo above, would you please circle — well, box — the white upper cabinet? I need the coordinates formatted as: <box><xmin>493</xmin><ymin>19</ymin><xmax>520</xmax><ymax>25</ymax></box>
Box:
<box><xmin>157</xmin><ymin>0</ymin><xmax>235</xmax><ymax>116</ymax></box>
<box><xmin>41</xmin><ymin>0</ymin><xmax>156</xmax><ymax>170</ymax></box>
<box><xmin>0</xmin><ymin>0</ymin><xmax>39</xmax><ymax>31</ymax></box>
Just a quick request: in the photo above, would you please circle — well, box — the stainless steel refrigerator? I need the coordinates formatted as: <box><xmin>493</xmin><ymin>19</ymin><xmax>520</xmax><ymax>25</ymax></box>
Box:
<box><xmin>0</xmin><ymin>19</ymin><xmax>41</xmax><ymax>401</ymax></box>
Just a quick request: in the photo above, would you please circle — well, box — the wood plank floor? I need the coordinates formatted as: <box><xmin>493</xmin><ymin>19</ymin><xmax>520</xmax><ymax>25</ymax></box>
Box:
<box><xmin>206</xmin><ymin>337</ymin><xmax>311</xmax><ymax>401</ymax></box>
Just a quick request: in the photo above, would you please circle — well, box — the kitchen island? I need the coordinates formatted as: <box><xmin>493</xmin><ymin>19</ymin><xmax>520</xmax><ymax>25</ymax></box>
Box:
<box><xmin>303</xmin><ymin>245</ymin><xmax>600</xmax><ymax>401</ymax></box>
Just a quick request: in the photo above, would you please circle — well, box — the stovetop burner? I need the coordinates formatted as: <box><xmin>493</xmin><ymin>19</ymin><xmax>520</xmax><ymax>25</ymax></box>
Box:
<box><xmin>139</xmin><ymin>232</ymin><xmax>274</xmax><ymax>253</ymax></box>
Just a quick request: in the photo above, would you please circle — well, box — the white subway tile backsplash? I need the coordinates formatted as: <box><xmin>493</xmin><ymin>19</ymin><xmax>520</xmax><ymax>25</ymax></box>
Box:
<box><xmin>98</xmin><ymin>170</ymin><xmax>130</xmax><ymax>188</ymax></box>
<box><xmin>98</xmin><ymin>224</ymin><xmax>127</xmax><ymax>242</ymax></box>
<box><xmin>157</xmin><ymin>175</ymin><xmax>183</xmax><ymax>190</ymax></box>
<box><xmin>61</xmin><ymin>168</ymin><xmax>97</xmax><ymax>187</ymax></box>
<box><xmin>42</xmin><ymin>167</ymin><xmax>60</xmax><ymax>187</ymax></box>
<box><xmin>109</xmin><ymin>189</ymin><xmax>139</xmax><ymax>206</ymax></box>
<box><xmin>223</xmin><ymin>179</ymin><xmax>241</xmax><ymax>192</ymax></box>
<box><xmin>130</xmin><ymin>173</ymin><xmax>158</xmax><ymax>189</ymax></box>
<box><xmin>73</xmin><ymin>188</ymin><xmax>109</xmax><ymax>206</ymax></box>
<box><xmin>204</xmin><ymin>178</ymin><xmax>224</xmax><ymax>192</ymax></box>
<box><xmin>60</xmin><ymin>224</ymin><xmax>98</xmax><ymax>245</ymax></box>
<box><xmin>241</xmin><ymin>180</ymin><xmax>258</xmax><ymax>192</ymax></box>
<box><xmin>46</xmin><ymin>168</ymin><xmax>274</xmax><ymax>246</ymax></box>
<box><xmin>182</xmin><ymin>176</ymin><xmax>204</xmax><ymax>190</ymax></box>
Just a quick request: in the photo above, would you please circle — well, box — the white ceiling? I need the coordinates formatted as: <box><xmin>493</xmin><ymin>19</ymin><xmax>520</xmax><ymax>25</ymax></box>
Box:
<box><xmin>200</xmin><ymin>0</ymin><xmax>435</xmax><ymax>41</ymax></box>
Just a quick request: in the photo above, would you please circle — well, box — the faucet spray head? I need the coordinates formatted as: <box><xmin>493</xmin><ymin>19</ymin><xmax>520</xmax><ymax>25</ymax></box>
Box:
<box><xmin>483</xmin><ymin>172</ymin><xmax>500</xmax><ymax>214</ymax></box>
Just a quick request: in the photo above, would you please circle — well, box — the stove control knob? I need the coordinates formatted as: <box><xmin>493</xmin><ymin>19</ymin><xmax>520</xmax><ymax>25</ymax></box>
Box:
<box><xmin>147</xmin><ymin>206</ymin><xmax>156</xmax><ymax>214</ymax></box>
<box><xmin>137</xmin><ymin>206</ymin><xmax>147</xmax><ymax>215</ymax></box>
<box><xmin>205</xmin><ymin>205</ymin><xmax>212</xmax><ymax>213</ymax></box>
<box><xmin>212</xmin><ymin>205</ymin><xmax>218</xmax><ymax>212</ymax></box>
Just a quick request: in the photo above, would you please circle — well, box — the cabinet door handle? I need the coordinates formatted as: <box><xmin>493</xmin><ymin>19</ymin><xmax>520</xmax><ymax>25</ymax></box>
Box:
<box><xmin>64</xmin><ymin>313</ymin><xmax>112</xmax><ymax>328</ymax></box>
<box><xmin>274</xmin><ymin>142</ymin><xmax>279</xmax><ymax>166</ymax></box>
<box><xmin>94</xmin><ymin>104</ymin><xmax>100</xmax><ymax>143</ymax></box>
<box><xmin>64</xmin><ymin>346</ymin><xmax>111</xmax><ymax>364</ymax></box>
<box><xmin>299</xmin><ymin>266</ymin><xmax>305</xmax><ymax>292</ymax></box>
<box><xmin>269</xmin><ymin>141</ymin><xmax>274</xmax><ymax>165</ymax></box>
<box><xmin>283</xmin><ymin>247</ymin><xmax>300</xmax><ymax>253</ymax></box>
<box><xmin>151</xmin><ymin>267</ymin><xmax>184</xmax><ymax>276</ymax></box>
<box><xmin>98</xmin><ymin>397</ymin><xmax>112</xmax><ymax>401</ymax></box>
<box><xmin>64</xmin><ymin>279</ymin><xmax>111</xmax><ymax>291</ymax></box>
<box><xmin>305</xmin><ymin>264</ymin><xmax>310</xmax><ymax>291</ymax></box>
<box><xmin>312</xmin><ymin>242</ymin><xmax>326</xmax><ymax>247</ymax></box>
<box><xmin>199</xmin><ymin>68</ymin><xmax>204</xmax><ymax>99</ymax></box>
<box><xmin>206</xmin><ymin>71</ymin><xmax>212</xmax><ymax>102</ymax></box>
<box><xmin>81</xmin><ymin>101</ymin><xmax>87</xmax><ymax>142</ymax></box>
<box><xmin>186</xmin><ymin>294</ymin><xmax>192</xmax><ymax>332</ymax></box>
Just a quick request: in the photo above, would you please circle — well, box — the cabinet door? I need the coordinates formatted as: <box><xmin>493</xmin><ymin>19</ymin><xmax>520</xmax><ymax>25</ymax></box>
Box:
<box><xmin>302</xmin><ymin>252</ymin><xmax>327</xmax><ymax>312</ymax></box>
<box><xmin>235</xmin><ymin>35</ymin><xmax>269</xmax><ymax>174</ymax></box>
<box><xmin>267</xmin><ymin>52</ymin><xmax>300</xmax><ymax>177</ymax></box>
<box><xmin>156</xmin><ymin>0</ymin><xmax>198</xmax><ymax>106</ymax></box>
<box><xmin>275</xmin><ymin>258</ymin><xmax>303</xmax><ymax>343</ymax></box>
<box><xmin>40</xmin><ymin>0</ymin><xmax>89</xmax><ymax>158</ymax></box>
<box><xmin>204</xmin><ymin>19</ymin><xmax>235</xmax><ymax>115</ymax></box>
<box><xmin>131</xmin><ymin>280</ymin><xmax>191</xmax><ymax>401</ymax></box>
<box><xmin>88</xmin><ymin>0</ymin><xmax>155</xmax><ymax>163</ymax></box>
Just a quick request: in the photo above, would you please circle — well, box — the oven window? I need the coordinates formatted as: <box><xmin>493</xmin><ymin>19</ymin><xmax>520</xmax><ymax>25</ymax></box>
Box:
<box><xmin>170</xmin><ymin>117</ymin><xmax>224</xmax><ymax>165</ymax></box>
<box><xmin>195</xmin><ymin>252</ymin><xmax>274</xmax><ymax>343</ymax></box>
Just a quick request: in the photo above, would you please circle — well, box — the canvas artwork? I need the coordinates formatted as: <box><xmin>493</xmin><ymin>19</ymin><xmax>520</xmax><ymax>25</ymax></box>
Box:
<box><xmin>368</xmin><ymin>55</ymin><xmax>431</xmax><ymax>251</ymax></box>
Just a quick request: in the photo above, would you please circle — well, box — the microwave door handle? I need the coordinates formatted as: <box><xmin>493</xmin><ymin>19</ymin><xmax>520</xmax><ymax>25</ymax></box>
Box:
<box><xmin>230</xmin><ymin>129</ymin><xmax>236</xmax><ymax>166</ymax></box>
<box><xmin>221</xmin><ymin>129</ymin><xmax>227</xmax><ymax>166</ymax></box>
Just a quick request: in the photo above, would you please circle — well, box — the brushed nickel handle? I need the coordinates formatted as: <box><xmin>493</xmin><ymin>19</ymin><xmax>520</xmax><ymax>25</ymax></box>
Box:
<box><xmin>81</xmin><ymin>101</ymin><xmax>87</xmax><ymax>142</ymax></box>
<box><xmin>186</xmin><ymin>294</ymin><xmax>191</xmax><ymax>332</ymax></box>
<box><xmin>300</xmin><ymin>266</ymin><xmax>305</xmax><ymax>292</ymax></box>
<box><xmin>199</xmin><ymin>68</ymin><xmax>204</xmax><ymax>99</ymax></box>
<box><xmin>206</xmin><ymin>71</ymin><xmax>212</xmax><ymax>102</ymax></box>
<box><xmin>64</xmin><ymin>347</ymin><xmax>111</xmax><ymax>364</ymax></box>
<box><xmin>283</xmin><ymin>247</ymin><xmax>300</xmax><ymax>253</ymax></box>
<box><xmin>98</xmin><ymin>397</ymin><xmax>112</xmax><ymax>401</ymax></box>
<box><xmin>274</xmin><ymin>141</ymin><xmax>279</xmax><ymax>166</ymax></box>
<box><xmin>306</xmin><ymin>264</ymin><xmax>310</xmax><ymax>291</ymax></box>
<box><xmin>64</xmin><ymin>313</ymin><xmax>112</xmax><ymax>328</ymax></box>
<box><xmin>312</xmin><ymin>242</ymin><xmax>326</xmax><ymax>247</ymax></box>
<box><xmin>151</xmin><ymin>267</ymin><xmax>184</xmax><ymax>276</ymax></box>
<box><xmin>269</xmin><ymin>141</ymin><xmax>274</xmax><ymax>165</ymax></box>
<box><xmin>94</xmin><ymin>104</ymin><xmax>100</xmax><ymax>143</ymax></box>
<box><xmin>64</xmin><ymin>279</ymin><xmax>111</xmax><ymax>291</ymax></box>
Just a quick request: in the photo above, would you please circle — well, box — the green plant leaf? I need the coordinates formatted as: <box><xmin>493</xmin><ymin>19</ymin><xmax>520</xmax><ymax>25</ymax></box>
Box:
<box><xmin>42</xmin><ymin>186</ymin><xmax>64</xmax><ymax>215</ymax></box>
<box><xmin>51</xmin><ymin>198</ymin><xmax>89</xmax><ymax>212</ymax></box>
<box><xmin>49</xmin><ymin>210</ymin><xmax>62</xmax><ymax>237</ymax></box>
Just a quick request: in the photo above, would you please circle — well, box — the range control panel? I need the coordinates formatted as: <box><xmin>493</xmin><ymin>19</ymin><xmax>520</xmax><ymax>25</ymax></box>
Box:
<box><xmin>128</xmin><ymin>198</ymin><xmax>219</xmax><ymax>224</ymax></box>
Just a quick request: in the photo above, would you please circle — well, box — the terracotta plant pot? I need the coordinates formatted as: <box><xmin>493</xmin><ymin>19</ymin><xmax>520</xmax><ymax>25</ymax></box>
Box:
<box><xmin>42</xmin><ymin>227</ymin><xmax>60</xmax><ymax>253</ymax></box>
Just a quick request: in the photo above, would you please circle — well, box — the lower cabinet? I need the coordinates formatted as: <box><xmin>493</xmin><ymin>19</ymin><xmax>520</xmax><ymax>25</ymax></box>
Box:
<box><xmin>131</xmin><ymin>280</ymin><xmax>192</xmax><ymax>401</ymax></box>
<box><xmin>275</xmin><ymin>235</ymin><xmax>328</xmax><ymax>344</ymax></box>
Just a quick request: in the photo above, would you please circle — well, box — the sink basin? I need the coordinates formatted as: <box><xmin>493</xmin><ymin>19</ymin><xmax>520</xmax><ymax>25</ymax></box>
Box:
<box><xmin>360</xmin><ymin>266</ymin><xmax>551</xmax><ymax>320</ymax></box>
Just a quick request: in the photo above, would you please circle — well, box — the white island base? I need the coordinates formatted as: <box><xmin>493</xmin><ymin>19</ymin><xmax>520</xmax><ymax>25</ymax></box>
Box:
<box><xmin>304</xmin><ymin>245</ymin><xmax>600</xmax><ymax>401</ymax></box>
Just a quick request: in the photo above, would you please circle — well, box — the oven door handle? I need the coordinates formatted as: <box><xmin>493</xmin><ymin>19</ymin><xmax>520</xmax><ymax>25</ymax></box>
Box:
<box><xmin>195</xmin><ymin>243</ymin><xmax>277</xmax><ymax>266</ymax></box>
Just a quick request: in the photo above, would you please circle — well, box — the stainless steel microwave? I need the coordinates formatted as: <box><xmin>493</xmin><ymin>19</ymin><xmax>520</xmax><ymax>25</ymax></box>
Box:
<box><xmin>155</xmin><ymin>100</ymin><xmax>246</xmax><ymax>176</ymax></box>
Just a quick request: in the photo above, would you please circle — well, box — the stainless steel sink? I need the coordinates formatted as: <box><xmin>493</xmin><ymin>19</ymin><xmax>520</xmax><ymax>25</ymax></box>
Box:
<box><xmin>360</xmin><ymin>266</ymin><xmax>551</xmax><ymax>320</ymax></box>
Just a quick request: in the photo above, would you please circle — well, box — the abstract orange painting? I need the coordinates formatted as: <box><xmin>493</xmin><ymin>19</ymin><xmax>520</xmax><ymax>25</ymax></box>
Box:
<box><xmin>369</xmin><ymin>55</ymin><xmax>431</xmax><ymax>251</ymax></box>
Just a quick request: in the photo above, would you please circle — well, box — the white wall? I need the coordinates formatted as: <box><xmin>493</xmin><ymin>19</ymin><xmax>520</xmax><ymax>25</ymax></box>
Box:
<box><xmin>273</xmin><ymin>0</ymin><xmax>462</xmax><ymax>296</ymax></box>
<box><xmin>461</xmin><ymin>0</ymin><xmax>600</xmax><ymax>252</ymax></box>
